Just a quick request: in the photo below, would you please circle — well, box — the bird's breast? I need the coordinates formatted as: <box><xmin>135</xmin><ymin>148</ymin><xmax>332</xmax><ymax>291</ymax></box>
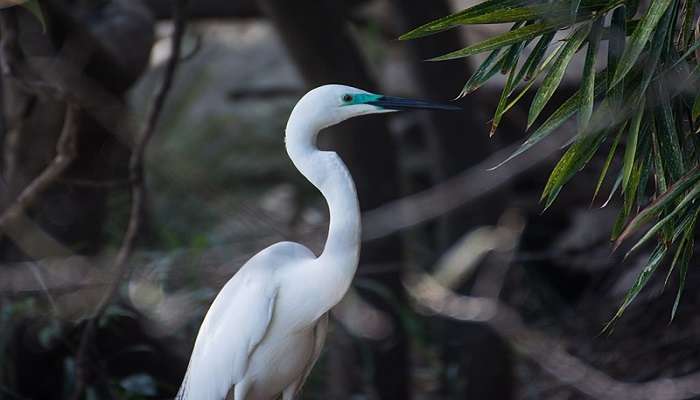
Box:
<box><xmin>244</xmin><ymin>322</ymin><xmax>318</xmax><ymax>398</ymax></box>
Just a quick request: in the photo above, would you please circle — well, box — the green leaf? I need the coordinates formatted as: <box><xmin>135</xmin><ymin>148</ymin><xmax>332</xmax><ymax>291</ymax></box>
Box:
<box><xmin>615</xmin><ymin>167</ymin><xmax>700</xmax><ymax>247</ymax></box>
<box><xmin>528</xmin><ymin>23</ymin><xmax>591</xmax><ymax>128</ymax></box>
<box><xmin>601</xmin><ymin>171</ymin><xmax>623</xmax><ymax>208</ymax></box>
<box><xmin>612</xmin><ymin>134</ymin><xmax>650</xmax><ymax>241</ymax></box>
<box><xmin>679</xmin><ymin>0</ymin><xmax>696</xmax><ymax>48</ymax></box>
<box><xmin>610</xmin><ymin>0</ymin><xmax>674</xmax><ymax>88</ymax></box>
<box><xmin>636</xmin><ymin>163</ymin><xmax>653</xmax><ymax>212</ymax></box>
<box><xmin>400</xmin><ymin>0</ymin><xmax>621</xmax><ymax>40</ymax></box>
<box><xmin>664</xmin><ymin>208</ymin><xmax>700</xmax><ymax>287</ymax></box>
<box><xmin>692</xmin><ymin>93</ymin><xmax>700</xmax><ymax>122</ymax></box>
<box><xmin>459</xmin><ymin>48</ymin><xmax>504</xmax><ymax>97</ymax></box>
<box><xmin>429</xmin><ymin>21</ymin><xmax>569</xmax><ymax>61</ymax></box>
<box><xmin>655</xmin><ymin>85</ymin><xmax>685</xmax><ymax>183</ymax></box>
<box><xmin>491</xmin><ymin>54</ymin><xmax>521</xmax><ymax>136</ymax></box>
<box><xmin>667</xmin><ymin>209</ymin><xmax>697</xmax><ymax>320</ymax></box>
<box><xmin>20</xmin><ymin>0</ymin><xmax>46</xmax><ymax>33</ymax></box>
<box><xmin>604</xmin><ymin>244</ymin><xmax>668</xmax><ymax>331</ymax></box>
<box><xmin>570</xmin><ymin>0</ymin><xmax>582</xmax><ymax>17</ymax></box>
<box><xmin>665</xmin><ymin>39</ymin><xmax>700</xmax><ymax>75</ymax></box>
<box><xmin>400</xmin><ymin>0</ymin><xmax>528</xmax><ymax>40</ymax></box>
<box><xmin>638</xmin><ymin>4</ymin><xmax>674</xmax><ymax>94</ymax></box>
<box><xmin>522</xmin><ymin>32</ymin><xmax>556</xmax><ymax>82</ymax></box>
<box><xmin>622</xmin><ymin>99</ymin><xmax>644</xmax><ymax>189</ymax></box>
<box><xmin>491</xmin><ymin>69</ymin><xmax>609</xmax><ymax>169</ymax></box>
<box><xmin>652</xmin><ymin>122</ymin><xmax>669</xmax><ymax>194</ymax></box>
<box><xmin>607</xmin><ymin>6</ymin><xmax>626</xmax><ymax>107</ymax></box>
<box><xmin>501</xmin><ymin>42</ymin><xmax>564</xmax><ymax>116</ymax></box>
<box><xmin>500</xmin><ymin>22</ymin><xmax>530</xmax><ymax>74</ymax></box>
<box><xmin>626</xmin><ymin>182</ymin><xmax>700</xmax><ymax>255</ymax></box>
<box><xmin>592</xmin><ymin>125</ymin><xmax>623</xmax><ymax>204</ymax></box>
<box><xmin>541</xmin><ymin>128</ymin><xmax>607</xmax><ymax>208</ymax></box>
<box><xmin>671</xmin><ymin>207</ymin><xmax>700</xmax><ymax>244</ymax></box>
<box><xmin>670</xmin><ymin>238</ymin><xmax>692</xmax><ymax>321</ymax></box>
<box><xmin>578</xmin><ymin>19</ymin><xmax>603</xmax><ymax>133</ymax></box>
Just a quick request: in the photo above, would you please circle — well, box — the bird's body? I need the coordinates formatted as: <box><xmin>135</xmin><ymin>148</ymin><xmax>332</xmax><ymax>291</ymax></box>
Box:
<box><xmin>176</xmin><ymin>85</ymin><xmax>457</xmax><ymax>400</ymax></box>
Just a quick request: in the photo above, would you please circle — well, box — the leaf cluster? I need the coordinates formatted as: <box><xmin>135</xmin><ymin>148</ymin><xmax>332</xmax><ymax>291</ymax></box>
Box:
<box><xmin>401</xmin><ymin>0</ymin><xmax>700</xmax><ymax>326</ymax></box>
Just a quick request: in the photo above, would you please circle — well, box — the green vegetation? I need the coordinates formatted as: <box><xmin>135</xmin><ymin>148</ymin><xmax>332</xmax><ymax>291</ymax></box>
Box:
<box><xmin>401</xmin><ymin>0</ymin><xmax>700</xmax><ymax>325</ymax></box>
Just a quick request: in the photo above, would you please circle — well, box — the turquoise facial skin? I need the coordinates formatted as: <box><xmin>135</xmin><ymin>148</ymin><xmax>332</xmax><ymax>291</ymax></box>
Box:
<box><xmin>342</xmin><ymin>93</ymin><xmax>382</xmax><ymax>106</ymax></box>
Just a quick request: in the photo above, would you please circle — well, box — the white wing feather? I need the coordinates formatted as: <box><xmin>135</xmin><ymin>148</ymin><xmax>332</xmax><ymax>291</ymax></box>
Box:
<box><xmin>176</xmin><ymin>242</ymin><xmax>314</xmax><ymax>400</ymax></box>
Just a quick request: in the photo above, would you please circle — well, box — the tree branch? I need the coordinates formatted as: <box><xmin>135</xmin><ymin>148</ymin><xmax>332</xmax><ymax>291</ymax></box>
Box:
<box><xmin>362</xmin><ymin>130</ymin><xmax>571</xmax><ymax>241</ymax></box>
<box><xmin>71</xmin><ymin>1</ymin><xmax>189</xmax><ymax>398</ymax></box>
<box><xmin>0</xmin><ymin>105</ymin><xmax>80</xmax><ymax>228</ymax></box>
<box><xmin>405</xmin><ymin>227</ymin><xmax>700</xmax><ymax>400</ymax></box>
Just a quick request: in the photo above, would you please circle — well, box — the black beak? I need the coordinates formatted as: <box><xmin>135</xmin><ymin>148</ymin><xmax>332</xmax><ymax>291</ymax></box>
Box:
<box><xmin>366</xmin><ymin>96</ymin><xmax>461</xmax><ymax>111</ymax></box>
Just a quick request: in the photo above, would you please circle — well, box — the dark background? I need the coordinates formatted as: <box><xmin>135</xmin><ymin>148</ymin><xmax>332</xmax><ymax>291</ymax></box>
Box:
<box><xmin>1</xmin><ymin>1</ymin><xmax>699</xmax><ymax>399</ymax></box>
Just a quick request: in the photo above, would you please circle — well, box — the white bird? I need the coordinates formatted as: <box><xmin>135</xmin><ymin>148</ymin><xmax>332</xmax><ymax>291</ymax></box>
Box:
<box><xmin>176</xmin><ymin>84</ymin><xmax>458</xmax><ymax>400</ymax></box>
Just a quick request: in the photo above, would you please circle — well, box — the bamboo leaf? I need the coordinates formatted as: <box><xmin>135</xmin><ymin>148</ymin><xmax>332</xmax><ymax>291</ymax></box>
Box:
<box><xmin>670</xmin><ymin>239</ymin><xmax>692</xmax><ymax>321</ymax></box>
<box><xmin>612</xmin><ymin>139</ymin><xmax>649</xmax><ymax>241</ymax></box>
<box><xmin>610</xmin><ymin>0</ymin><xmax>674</xmax><ymax>88</ymax></box>
<box><xmin>669</xmin><ymin>210</ymin><xmax>697</xmax><ymax>320</ymax></box>
<box><xmin>601</xmin><ymin>171</ymin><xmax>623</xmax><ymax>208</ymax></box>
<box><xmin>652</xmin><ymin>122</ymin><xmax>669</xmax><ymax>194</ymax></box>
<box><xmin>491</xmin><ymin>57</ymin><xmax>521</xmax><ymax>136</ymax></box>
<box><xmin>615</xmin><ymin>167</ymin><xmax>700</xmax><ymax>247</ymax></box>
<box><xmin>622</xmin><ymin>99</ymin><xmax>644</xmax><ymax>189</ymax></box>
<box><xmin>655</xmin><ymin>85</ymin><xmax>685</xmax><ymax>183</ymax></box>
<box><xmin>429</xmin><ymin>22</ymin><xmax>569</xmax><ymax>61</ymax></box>
<box><xmin>528</xmin><ymin>23</ymin><xmax>591</xmax><ymax>128</ymax></box>
<box><xmin>459</xmin><ymin>48</ymin><xmax>505</xmax><ymax>97</ymax></box>
<box><xmin>523</xmin><ymin>32</ymin><xmax>556</xmax><ymax>82</ymax></box>
<box><xmin>497</xmin><ymin>41</ymin><xmax>565</xmax><ymax>123</ymax></box>
<box><xmin>500</xmin><ymin>23</ymin><xmax>530</xmax><ymax>74</ymax></box>
<box><xmin>400</xmin><ymin>0</ymin><xmax>531</xmax><ymax>40</ymax></box>
<box><xmin>635</xmin><ymin>144</ymin><xmax>653</xmax><ymax>209</ymax></box>
<box><xmin>20</xmin><ymin>0</ymin><xmax>46</xmax><ymax>32</ymax></box>
<box><xmin>400</xmin><ymin>0</ymin><xmax>620</xmax><ymax>40</ymax></box>
<box><xmin>638</xmin><ymin>4</ymin><xmax>675</xmax><ymax>93</ymax></box>
<box><xmin>604</xmin><ymin>244</ymin><xmax>668</xmax><ymax>331</ymax></box>
<box><xmin>578</xmin><ymin>19</ymin><xmax>603</xmax><ymax>133</ymax></box>
<box><xmin>592</xmin><ymin>125</ymin><xmax>623</xmax><ymax>203</ymax></box>
<box><xmin>607</xmin><ymin>6</ymin><xmax>626</xmax><ymax>108</ymax></box>
<box><xmin>490</xmin><ymin>69</ymin><xmax>609</xmax><ymax>170</ymax></box>
<box><xmin>692</xmin><ymin>92</ymin><xmax>700</xmax><ymax>122</ymax></box>
<box><xmin>570</xmin><ymin>0</ymin><xmax>582</xmax><ymax>17</ymax></box>
<box><xmin>626</xmin><ymin>182</ymin><xmax>700</xmax><ymax>255</ymax></box>
<box><xmin>542</xmin><ymin>129</ymin><xmax>607</xmax><ymax>208</ymax></box>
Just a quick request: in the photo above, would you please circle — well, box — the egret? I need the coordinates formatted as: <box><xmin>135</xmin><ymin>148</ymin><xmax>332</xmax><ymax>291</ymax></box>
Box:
<box><xmin>176</xmin><ymin>84</ymin><xmax>458</xmax><ymax>400</ymax></box>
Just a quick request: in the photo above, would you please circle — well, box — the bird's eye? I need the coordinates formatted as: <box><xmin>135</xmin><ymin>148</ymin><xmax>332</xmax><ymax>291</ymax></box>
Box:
<box><xmin>342</xmin><ymin>94</ymin><xmax>353</xmax><ymax>103</ymax></box>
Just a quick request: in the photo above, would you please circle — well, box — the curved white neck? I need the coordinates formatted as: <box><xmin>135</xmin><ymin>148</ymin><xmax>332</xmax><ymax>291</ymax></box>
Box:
<box><xmin>285</xmin><ymin>112</ymin><xmax>361</xmax><ymax>302</ymax></box>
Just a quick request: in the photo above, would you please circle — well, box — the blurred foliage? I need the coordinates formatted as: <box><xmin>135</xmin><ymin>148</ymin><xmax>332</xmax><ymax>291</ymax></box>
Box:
<box><xmin>401</xmin><ymin>0</ymin><xmax>700</xmax><ymax>325</ymax></box>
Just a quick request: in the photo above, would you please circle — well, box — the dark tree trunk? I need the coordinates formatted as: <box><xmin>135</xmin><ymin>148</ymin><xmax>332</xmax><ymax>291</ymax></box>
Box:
<box><xmin>0</xmin><ymin>2</ymin><xmax>154</xmax><ymax>397</ymax></box>
<box><xmin>256</xmin><ymin>0</ymin><xmax>409</xmax><ymax>398</ymax></box>
<box><xmin>145</xmin><ymin>0</ymin><xmax>371</xmax><ymax>20</ymax></box>
<box><xmin>0</xmin><ymin>1</ymin><xmax>153</xmax><ymax>260</ymax></box>
<box><xmin>389</xmin><ymin>2</ymin><xmax>515</xmax><ymax>399</ymax></box>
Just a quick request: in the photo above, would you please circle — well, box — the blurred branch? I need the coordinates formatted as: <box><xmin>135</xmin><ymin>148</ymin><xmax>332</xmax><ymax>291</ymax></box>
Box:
<box><xmin>405</xmin><ymin>221</ymin><xmax>700</xmax><ymax>400</ymax></box>
<box><xmin>71</xmin><ymin>1</ymin><xmax>189</xmax><ymax>398</ymax></box>
<box><xmin>332</xmin><ymin>288</ymin><xmax>394</xmax><ymax>341</ymax></box>
<box><xmin>362</xmin><ymin>129</ymin><xmax>571</xmax><ymax>240</ymax></box>
<box><xmin>145</xmin><ymin>0</ymin><xmax>370</xmax><ymax>20</ymax></box>
<box><xmin>146</xmin><ymin>0</ymin><xmax>260</xmax><ymax>19</ymax></box>
<box><xmin>0</xmin><ymin>105</ymin><xmax>80</xmax><ymax>228</ymax></box>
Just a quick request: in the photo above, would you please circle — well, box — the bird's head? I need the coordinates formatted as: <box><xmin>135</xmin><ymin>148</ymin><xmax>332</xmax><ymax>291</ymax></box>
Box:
<box><xmin>290</xmin><ymin>84</ymin><xmax>460</xmax><ymax>130</ymax></box>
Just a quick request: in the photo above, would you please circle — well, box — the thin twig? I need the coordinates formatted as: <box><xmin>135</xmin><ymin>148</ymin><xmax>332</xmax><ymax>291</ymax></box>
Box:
<box><xmin>0</xmin><ymin>105</ymin><xmax>80</xmax><ymax>228</ymax></box>
<box><xmin>71</xmin><ymin>1</ymin><xmax>189</xmax><ymax>398</ymax></box>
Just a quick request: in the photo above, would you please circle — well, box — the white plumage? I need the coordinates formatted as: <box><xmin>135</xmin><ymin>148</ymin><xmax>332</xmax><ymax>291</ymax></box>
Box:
<box><xmin>176</xmin><ymin>85</ymin><xmax>457</xmax><ymax>399</ymax></box>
